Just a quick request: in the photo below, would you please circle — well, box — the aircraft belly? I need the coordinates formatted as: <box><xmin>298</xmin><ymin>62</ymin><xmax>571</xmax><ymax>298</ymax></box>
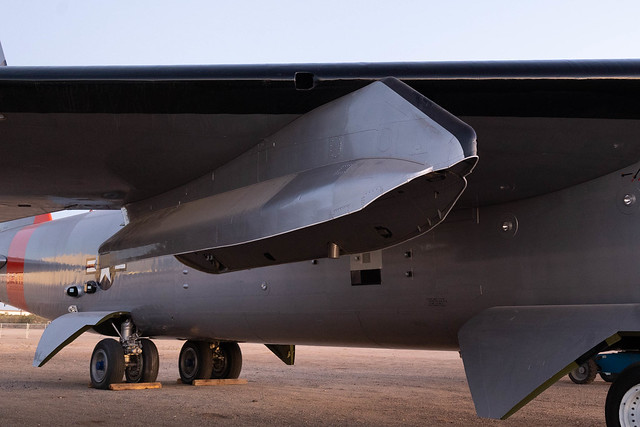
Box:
<box><xmin>3</xmin><ymin>209</ymin><xmax>463</xmax><ymax>348</ymax></box>
<box><xmin>115</xmin><ymin>254</ymin><xmax>462</xmax><ymax>348</ymax></box>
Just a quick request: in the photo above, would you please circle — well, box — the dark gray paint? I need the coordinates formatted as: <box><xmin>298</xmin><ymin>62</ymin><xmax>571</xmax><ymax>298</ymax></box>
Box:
<box><xmin>3</xmin><ymin>60</ymin><xmax>640</xmax><ymax>221</ymax></box>
<box><xmin>2</xmin><ymin>157</ymin><xmax>640</xmax><ymax>344</ymax></box>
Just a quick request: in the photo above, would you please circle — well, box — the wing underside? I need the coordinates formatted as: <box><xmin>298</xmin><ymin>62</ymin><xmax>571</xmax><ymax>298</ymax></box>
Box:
<box><xmin>2</xmin><ymin>60</ymin><xmax>640</xmax><ymax>221</ymax></box>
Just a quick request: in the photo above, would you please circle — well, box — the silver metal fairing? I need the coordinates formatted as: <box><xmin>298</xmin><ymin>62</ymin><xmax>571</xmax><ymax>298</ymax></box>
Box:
<box><xmin>99</xmin><ymin>78</ymin><xmax>477</xmax><ymax>272</ymax></box>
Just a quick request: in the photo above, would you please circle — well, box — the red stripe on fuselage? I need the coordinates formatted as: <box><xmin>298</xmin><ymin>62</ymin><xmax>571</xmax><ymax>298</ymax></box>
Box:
<box><xmin>6</xmin><ymin>224</ymin><xmax>42</xmax><ymax>311</ymax></box>
<box><xmin>33</xmin><ymin>213</ymin><xmax>52</xmax><ymax>224</ymax></box>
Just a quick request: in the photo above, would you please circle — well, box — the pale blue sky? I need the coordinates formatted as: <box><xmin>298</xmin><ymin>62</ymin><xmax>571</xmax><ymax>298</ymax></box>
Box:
<box><xmin>1</xmin><ymin>0</ymin><xmax>639</xmax><ymax>65</ymax></box>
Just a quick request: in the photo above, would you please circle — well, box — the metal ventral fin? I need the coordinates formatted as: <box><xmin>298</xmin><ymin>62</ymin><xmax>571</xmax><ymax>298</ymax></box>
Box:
<box><xmin>265</xmin><ymin>344</ymin><xmax>295</xmax><ymax>365</ymax></box>
<box><xmin>99</xmin><ymin>78</ymin><xmax>477</xmax><ymax>273</ymax></box>
<box><xmin>458</xmin><ymin>304</ymin><xmax>640</xmax><ymax>419</ymax></box>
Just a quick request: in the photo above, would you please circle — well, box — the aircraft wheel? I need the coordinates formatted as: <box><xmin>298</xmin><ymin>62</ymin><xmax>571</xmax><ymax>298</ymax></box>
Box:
<box><xmin>569</xmin><ymin>358</ymin><xmax>598</xmax><ymax>384</ymax></box>
<box><xmin>211</xmin><ymin>342</ymin><xmax>243</xmax><ymax>379</ymax></box>
<box><xmin>179</xmin><ymin>340</ymin><xmax>213</xmax><ymax>384</ymax></box>
<box><xmin>125</xmin><ymin>339</ymin><xmax>159</xmax><ymax>383</ymax></box>
<box><xmin>605</xmin><ymin>363</ymin><xmax>640</xmax><ymax>426</ymax></box>
<box><xmin>90</xmin><ymin>338</ymin><xmax>125</xmax><ymax>389</ymax></box>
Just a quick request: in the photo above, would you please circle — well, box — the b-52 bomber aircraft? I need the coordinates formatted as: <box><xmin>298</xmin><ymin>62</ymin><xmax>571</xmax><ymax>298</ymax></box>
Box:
<box><xmin>2</xmin><ymin>41</ymin><xmax>640</xmax><ymax>425</ymax></box>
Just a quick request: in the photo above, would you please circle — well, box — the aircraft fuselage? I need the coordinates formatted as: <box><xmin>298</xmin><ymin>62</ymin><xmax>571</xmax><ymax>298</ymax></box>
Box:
<box><xmin>2</xmin><ymin>159</ymin><xmax>640</xmax><ymax>351</ymax></box>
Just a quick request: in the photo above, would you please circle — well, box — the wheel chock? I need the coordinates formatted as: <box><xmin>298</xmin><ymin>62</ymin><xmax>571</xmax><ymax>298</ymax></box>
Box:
<box><xmin>108</xmin><ymin>382</ymin><xmax>162</xmax><ymax>390</ymax></box>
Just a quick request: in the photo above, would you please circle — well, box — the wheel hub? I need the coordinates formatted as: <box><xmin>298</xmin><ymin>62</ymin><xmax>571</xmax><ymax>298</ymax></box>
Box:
<box><xmin>572</xmin><ymin>365</ymin><xmax>588</xmax><ymax>381</ymax></box>
<box><xmin>91</xmin><ymin>349</ymin><xmax>108</xmax><ymax>383</ymax></box>
<box><xmin>619</xmin><ymin>385</ymin><xmax>640</xmax><ymax>427</ymax></box>
<box><xmin>181</xmin><ymin>347</ymin><xmax>198</xmax><ymax>377</ymax></box>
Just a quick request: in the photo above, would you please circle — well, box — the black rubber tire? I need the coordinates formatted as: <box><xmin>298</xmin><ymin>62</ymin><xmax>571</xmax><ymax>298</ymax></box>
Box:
<box><xmin>601</xmin><ymin>371</ymin><xmax>619</xmax><ymax>383</ymax></box>
<box><xmin>125</xmin><ymin>339</ymin><xmax>159</xmax><ymax>383</ymax></box>
<box><xmin>211</xmin><ymin>342</ymin><xmax>243</xmax><ymax>379</ymax></box>
<box><xmin>179</xmin><ymin>341</ymin><xmax>213</xmax><ymax>384</ymax></box>
<box><xmin>569</xmin><ymin>358</ymin><xmax>598</xmax><ymax>384</ymax></box>
<box><xmin>90</xmin><ymin>338</ymin><xmax>125</xmax><ymax>389</ymax></box>
<box><xmin>605</xmin><ymin>362</ymin><xmax>640</xmax><ymax>427</ymax></box>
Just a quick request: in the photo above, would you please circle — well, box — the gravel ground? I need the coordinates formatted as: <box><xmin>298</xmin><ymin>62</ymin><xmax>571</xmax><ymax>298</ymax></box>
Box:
<box><xmin>0</xmin><ymin>327</ymin><xmax>607</xmax><ymax>426</ymax></box>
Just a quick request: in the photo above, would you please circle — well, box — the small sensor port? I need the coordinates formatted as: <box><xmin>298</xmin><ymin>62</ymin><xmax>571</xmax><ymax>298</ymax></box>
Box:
<box><xmin>294</xmin><ymin>72</ymin><xmax>315</xmax><ymax>90</ymax></box>
<box><xmin>84</xmin><ymin>281</ymin><xmax>98</xmax><ymax>294</ymax></box>
<box><xmin>66</xmin><ymin>286</ymin><xmax>80</xmax><ymax>298</ymax></box>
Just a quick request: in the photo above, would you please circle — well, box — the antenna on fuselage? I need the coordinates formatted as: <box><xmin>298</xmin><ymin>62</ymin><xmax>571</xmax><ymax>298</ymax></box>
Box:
<box><xmin>0</xmin><ymin>42</ymin><xmax>6</xmax><ymax>66</ymax></box>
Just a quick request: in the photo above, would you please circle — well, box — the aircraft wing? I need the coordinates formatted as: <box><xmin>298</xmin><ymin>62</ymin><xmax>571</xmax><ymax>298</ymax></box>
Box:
<box><xmin>2</xmin><ymin>60</ymin><xmax>640</xmax><ymax>269</ymax></box>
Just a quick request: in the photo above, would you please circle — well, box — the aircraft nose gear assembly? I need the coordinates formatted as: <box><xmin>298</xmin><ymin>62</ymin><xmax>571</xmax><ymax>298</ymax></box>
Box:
<box><xmin>89</xmin><ymin>318</ymin><xmax>159</xmax><ymax>389</ymax></box>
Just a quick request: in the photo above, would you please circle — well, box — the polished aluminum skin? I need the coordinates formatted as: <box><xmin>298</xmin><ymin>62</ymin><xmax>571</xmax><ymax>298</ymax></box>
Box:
<box><xmin>99</xmin><ymin>79</ymin><xmax>476</xmax><ymax>272</ymax></box>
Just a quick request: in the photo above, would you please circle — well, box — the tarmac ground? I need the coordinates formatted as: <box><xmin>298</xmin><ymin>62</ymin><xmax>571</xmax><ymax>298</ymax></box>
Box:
<box><xmin>0</xmin><ymin>326</ymin><xmax>607</xmax><ymax>426</ymax></box>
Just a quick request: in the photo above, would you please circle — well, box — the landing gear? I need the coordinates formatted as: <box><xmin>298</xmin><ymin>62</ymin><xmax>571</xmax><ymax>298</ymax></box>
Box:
<box><xmin>569</xmin><ymin>358</ymin><xmax>598</xmax><ymax>384</ymax></box>
<box><xmin>125</xmin><ymin>338</ymin><xmax>160</xmax><ymax>383</ymax></box>
<box><xmin>178</xmin><ymin>340</ymin><xmax>243</xmax><ymax>383</ymax></box>
<box><xmin>90</xmin><ymin>318</ymin><xmax>159</xmax><ymax>389</ymax></box>
<box><xmin>90</xmin><ymin>338</ymin><xmax>125</xmax><ymax>389</ymax></box>
<box><xmin>212</xmin><ymin>342</ymin><xmax>243</xmax><ymax>379</ymax></box>
<box><xmin>605</xmin><ymin>363</ymin><xmax>640</xmax><ymax>426</ymax></box>
<box><xmin>179</xmin><ymin>341</ymin><xmax>213</xmax><ymax>384</ymax></box>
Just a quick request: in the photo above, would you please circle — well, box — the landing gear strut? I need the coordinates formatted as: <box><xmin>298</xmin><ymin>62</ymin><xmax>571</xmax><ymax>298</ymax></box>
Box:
<box><xmin>212</xmin><ymin>342</ymin><xmax>242</xmax><ymax>379</ymax></box>
<box><xmin>125</xmin><ymin>338</ymin><xmax>159</xmax><ymax>383</ymax></box>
